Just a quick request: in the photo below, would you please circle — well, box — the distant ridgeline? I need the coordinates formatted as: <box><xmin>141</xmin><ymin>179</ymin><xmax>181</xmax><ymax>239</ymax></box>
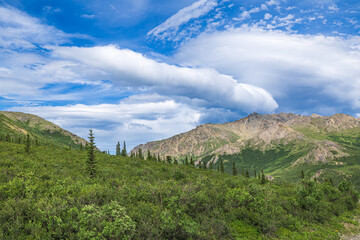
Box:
<box><xmin>132</xmin><ymin>113</ymin><xmax>360</xmax><ymax>187</ymax></box>
<box><xmin>0</xmin><ymin>111</ymin><xmax>87</xmax><ymax>149</ymax></box>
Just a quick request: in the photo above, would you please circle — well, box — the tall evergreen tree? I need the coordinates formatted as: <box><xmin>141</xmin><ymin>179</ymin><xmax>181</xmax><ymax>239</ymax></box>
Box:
<box><xmin>210</xmin><ymin>161</ymin><xmax>213</xmax><ymax>170</ymax></box>
<box><xmin>220</xmin><ymin>159</ymin><xmax>224</xmax><ymax>173</ymax></box>
<box><xmin>138</xmin><ymin>148</ymin><xmax>143</xmax><ymax>159</ymax></box>
<box><xmin>25</xmin><ymin>133</ymin><xmax>30</xmax><ymax>154</ymax></box>
<box><xmin>203</xmin><ymin>161</ymin><xmax>207</xmax><ymax>169</ymax></box>
<box><xmin>157</xmin><ymin>153</ymin><xmax>160</xmax><ymax>162</ymax></box>
<box><xmin>232</xmin><ymin>162</ymin><xmax>237</xmax><ymax>176</ymax></box>
<box><xmin>121</xmin><ymin>141</ymin><xmax>127</xmax><ymax>156</ymax></box>
<box><xmin>174</xmin><ymin>158</ymin><xmax>178</xmax><ymax>165</ymax></box>
<box><xmin>301</xmin><ymin>170</ymin><xmax>305</xmax><ymax>179</ymax></box>
<box><xmin>185</xmin><ymin>156</ymin><xmax>189</xmax><ymax>165</ymax></box>
<box><xmin>116</xmin><ymin>141</ymin><xmax>121</xmax><ymax>156</ymax></box>
<box><xmin>254</xmin><ymin>170</ymin><xmax>257</xmax><ymax>179</ymax></box>
<box><xmin>245</xmin><ymin>170</ymin><xmax>250</xmax><ymax>178</ymax></box>
<box><xmin>190</xmin><ymin>156</ymin><xmax>194</xmax><ymax>166</ymax></box>
<box><xmin>80</xmin><ymin>144</ymin><xmax>83</xmax><ymax>150</ymax></box>
<box><xmin>87</xmin><ymin>130</ymin><xmax>96</xmax><ymax>179</ymax></box>
<box><xmin>166</xmin><ymin>156</ymin><xmax>172</xmax><ymax>164</ymax></box>
<box><xmin>147</xmin><ymin>150</ymin><xmax>152</xmax><ymax>160</ymax></box>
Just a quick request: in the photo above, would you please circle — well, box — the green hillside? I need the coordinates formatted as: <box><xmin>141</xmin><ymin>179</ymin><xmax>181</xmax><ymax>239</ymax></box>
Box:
<box><xmin>0</xmin><ymin>140</ymin><xmax>360</xmax><ymax>239</ymax></box>
<box><xmin>0</xmin><ymin>111</ymin><xmax>87</xmax><ymax>149</ymax></box>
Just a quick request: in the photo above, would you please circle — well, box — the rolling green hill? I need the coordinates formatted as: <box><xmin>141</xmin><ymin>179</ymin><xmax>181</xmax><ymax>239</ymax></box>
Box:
<box><xmin>0</xmin><ymin>111</ymin><xmax>87</xmax><ymax>149</ymax></box>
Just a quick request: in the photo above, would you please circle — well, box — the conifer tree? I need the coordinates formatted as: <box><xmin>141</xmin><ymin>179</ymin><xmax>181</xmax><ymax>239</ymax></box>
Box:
<box><xmin>254</xmin><ymin>170</ymin><xmax>257</xmax><ymax>179</ymax></box>
<box><xmin>220</xmin><ymin>159</ymin><xmax>224</xmax><ymax>173</ymax></box>
<box><xmin>210</xmin><ymin>161</ymin><xmax>213</xmax><ymax>170</ymax></box>
<box><xmin>301</xmin><ymin>170</ymin><xmax>305</xmax><ymax>179</ymax></box>
<box><xmin>121</xmin><ymin>141</ymin><xmax>127</xmax><ymax>156</ymax></box>
<box><xmin>87</xmin><ymin>130</ymin><xmax>96</xmax><ymax>179</ymax></box>
<box><xmin>190</xmin><ymin>156</ymin><xmax>194</xmax><ymax>166</ymax></box>
<box><xmin>80</xmin><ymin>144</ymin><xmax>83</xmax><ymax>150</ymax></box>
<box><xmin>174</xmin><ymin>157</ymin><xmax>178</xmax><ymax>165</ymax></box>
<box><xmin>157</xmin><ymin>153</ymin><xmax>160</xmax><ymax>162</ymax></box>
<box><xmin>25</xmin><ymin>133</ymin><xmax>30</xmax><ymax>154</ymax></box>
<box><xmin>138</xmin><ymin>148</ymin><xmax>143</xmax><ymax>159</ymax></box>
<box><xmin>130</xmin><ymin>151</ymin><xmax>134</xmax><ymax>158</ymax></box>
<box><xmin>147</xmin><ymin>150</ymin><xmax>152</xmax><ymax>160</ymax></box>
<box><xmin>203</xmin><ymin>161</ymin><xmax>207</xmax><ymax>169</ymax></box>
<box><xmin>245</xmin><ymin>170</ymin><xmax>250</xmax><ymax>178</ymax></box>
<box><xmin>116</xmin><ymin>141</ymin><xmax>121</xmax><ymax>156</ymax></box>
<box><xmin>232</xmin><ymin>162</ymin><xmax>237</xmax><ymax>176</ymax></box>
<box><xmin>185</xmin><ymin>156</ymin><xmax>189</xmax><ymax>165</ymax></box>
<box><xmin>166</xmin><ymin>156</ymin><xmax>172</xmax><ymax>164</ymax></box>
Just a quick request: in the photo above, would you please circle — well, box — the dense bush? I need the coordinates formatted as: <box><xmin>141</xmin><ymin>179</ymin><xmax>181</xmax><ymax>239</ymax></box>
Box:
<box><xmin>0</xmin><ymin>141</ymin><xmax>358</xmax><ymax>239</ymax></box>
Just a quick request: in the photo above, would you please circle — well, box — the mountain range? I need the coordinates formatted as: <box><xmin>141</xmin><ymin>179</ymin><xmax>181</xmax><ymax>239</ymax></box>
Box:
<box><xmin>132</xmin><ymin>112</ymin><xmax>360</xmax><ymax>183</ymax></box>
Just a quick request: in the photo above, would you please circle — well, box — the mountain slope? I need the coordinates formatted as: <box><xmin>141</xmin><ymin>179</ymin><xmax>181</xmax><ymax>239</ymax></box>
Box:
<box><xmin>132</xmin><ymin>112</ymin><xmax>360</xmax><ymax>183</ymax></box>
<box><xmin>0</xmin><ymin>111</ymin><xmax>87</xmax><ymax>148</ymax></box>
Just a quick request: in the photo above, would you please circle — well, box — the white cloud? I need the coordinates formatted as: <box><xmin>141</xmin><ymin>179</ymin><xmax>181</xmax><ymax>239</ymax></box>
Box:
<box><xmin>328</xmin><ymin>4</ymin><xmax>339</xmax><ymax>12</ymax></box>
<box><xmin>81</xmin><ymin>14</ymin><xmax>96</xmax><ymax>19</ymax></box>
<box><xmin>50</xmin><ymin>45</ymin><xmax>278</xmax><ymax>113</ymax></box>
<box><xmin>173</xmin><ymin>27</ymin><xmax>360</xmax><ymax>110</ymax></box>
<box><xmin>147</xmin><ymin>0</ymin><xmax>218</xmax><ymax>40</ymax></box>
<box><xmin>235</xmin><ymin>7</ymin><xmax>261</xmax><ymax>21</ymax></box>
<box><xmin>264</xmin><ymin>13</ymin><xmax>272</xmax><ymax>20</ymax></box>
<box><xmin>9</xmin><ymin>95</ymin><xmax>202</xmax><ymax>152</ymax></box>
<box><xmin>0</xmin><ymin>6</ymin><xmax>69</xmax><ymax>49</ymax></box>
<box><xmin>266</xmin><ymin>0</ymin><xmax>280</xmax><ymax>6</ymax></box>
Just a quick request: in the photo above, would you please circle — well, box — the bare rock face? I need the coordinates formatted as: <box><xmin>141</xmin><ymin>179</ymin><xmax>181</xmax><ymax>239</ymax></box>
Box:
<box><xmin>293</xmin><ymin>140</ymin><xmax>349</xmax><ymax>165</ymax></box>
<box><xmin>131</xmin><ymin>113</ymin><xmax>359</xmax><ymax>164</ymax></box>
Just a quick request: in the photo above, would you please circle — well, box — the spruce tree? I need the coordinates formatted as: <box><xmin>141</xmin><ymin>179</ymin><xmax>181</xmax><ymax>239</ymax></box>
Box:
<box><xmin>147</xmin><ymin>150</ymin><xmax>152</xmax><ymax>160</ymax></box>
<box><xmin>220</xmin><ymin>159</ymin><xmax>224</xmax><ymax>173</ymax></box>
<box><xmin>301</xmin><ymin>170</ymin><xmax>305</xmax><ymax>179</ymax></box>
<box><xmin>166</xmin><ymin>156</ymin><xmax>172</xmax><ymax>164</ymax></box>
<box><xmin>116</xmin><ymin>141</ymin><xmax>121</xmax><ymax>156</ymax></box>
<box><xmin>121</xmin><ymin>141</ymin><xmax>127</xmax><ymax>156</ymax></box>
<box><xmin>174</xmin><ymin>158</ymin><xmax>178</xmax><ymax>165</ymax></box>
<box><xmin>157</xmin><ymin>153</ymin><xmax>160</xmax><ymax>162</ymax></box>
<box><xmin>87</xmin><ymin>130</ymin><xmax>96</xmax><ymax>179</ymax></box>
<box><xmin>25</xmin><ymin>133</ymin><xmax>30</xmax><ymax>154</ymax></box>
<box><xmin>138</xmin><ymin>148</ymin><xmax>143</xmax><ymax>159</ymax></box>
<box><xmin>232</xmin><ymin>162</ymin><xmax>237</xmax><ymax>176</ymax></box>
<box><xmin>245</xmin><ymin>170</ymin><xmax>250</xmax><ymax>178</ymax></box>
<box><xmin>203</xmin><ymin>161</ymin><xmax>207</xmax><ymax>169</ymax></box>
<box><xmin>185</xmin><ymin>156</ymin><xmax>189</xmax><ymax>165</ymax></box>
<box><xmin>80</xmin><ymin>144</ymin><xmax>83</xmax><ymax>150</ymax></box>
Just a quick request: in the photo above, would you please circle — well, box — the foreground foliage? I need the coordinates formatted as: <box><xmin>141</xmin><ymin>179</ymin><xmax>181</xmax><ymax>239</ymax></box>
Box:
<box><xmin>0</xmin><ymin>141</ymin><xmax>359</xmax><ymax>239</ymax></box>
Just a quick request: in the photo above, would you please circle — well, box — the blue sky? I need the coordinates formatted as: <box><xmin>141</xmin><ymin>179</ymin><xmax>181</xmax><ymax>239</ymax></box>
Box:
<box><xmin>0</xmin><ymin>0</ymin><xmax>359</xmax><ymax>152</ymax></box>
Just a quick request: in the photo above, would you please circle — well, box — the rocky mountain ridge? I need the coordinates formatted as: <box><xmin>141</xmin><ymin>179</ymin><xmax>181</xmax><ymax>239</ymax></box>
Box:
<box><xmin>132</xmin><ymin>113</ymin><xmax>360</xmax><ymax>165</ymax></box>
